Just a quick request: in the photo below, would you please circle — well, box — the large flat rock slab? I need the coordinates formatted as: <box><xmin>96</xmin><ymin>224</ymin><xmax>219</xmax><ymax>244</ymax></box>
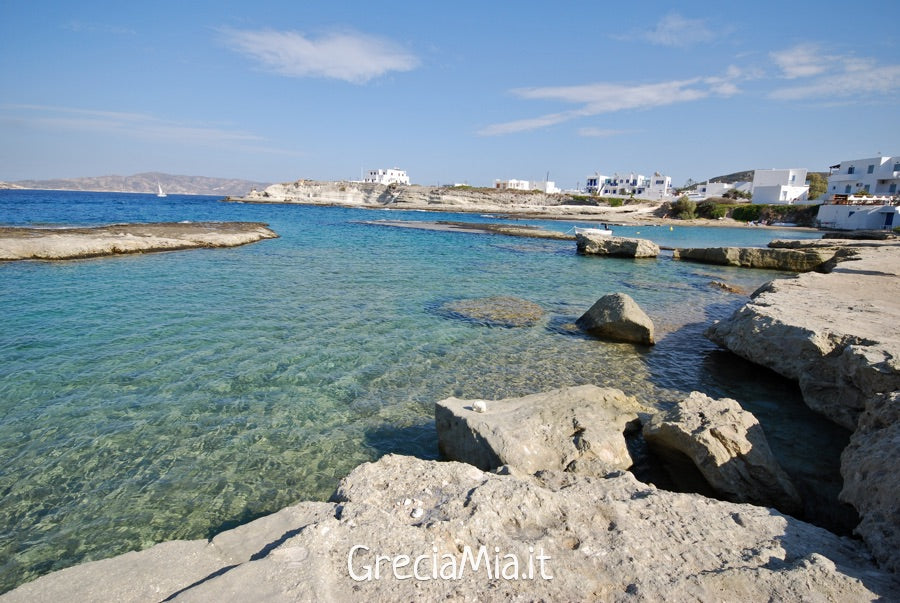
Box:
<box><xmin>435</xmin><ymin>385</ymin><xmax>649</xmax><ymax>476</ymax></box>
<box><xmin>0</xmin><ymin>222</ymin><xmax>278</xmax><ymax>261</ymax></box>
<box><xmin>673</xmin><ymin>246</ymin><xmax>836</xmax><ymax>271</ymax></box>
<box><xmin>4</xmin><ymin>455</ymin><xmax>896</xmax><ymax>601</ymax></box>
<box><xmin>706</xmin><ymin>244</ymin><xmax>900</xmax><ymax>430</ymax></box>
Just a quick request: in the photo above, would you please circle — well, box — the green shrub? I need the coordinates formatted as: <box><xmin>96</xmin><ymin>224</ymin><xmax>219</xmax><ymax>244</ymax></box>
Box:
<box><xmin>671</xmin><ymin>196</ymin><xmax>696</xmax><ymax>220</ymax></box>
<box><xmin>731</xmin><ymin>205</ymin><xmax>763</xmax><ymax>222</ymax></box>
<box><xmin>697</xmin><ymin>200</ymin><xmax>728</xmax><ymax>219</ymax></box>
<box><xmin>607</xmin><ymin>197</ymin><xmax>624</xmax><ymax>207</ymax></box>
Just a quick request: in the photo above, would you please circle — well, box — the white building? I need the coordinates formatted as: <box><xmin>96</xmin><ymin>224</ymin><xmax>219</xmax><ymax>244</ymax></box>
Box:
<box><xmin>751</xmin><ymin>169</ymin><xmax>810</xmax><ymax>204</ymax></box>
<box><xmin>585</xmin><ymin>171</ymin><xmax>672</xmax><ymax>200</ymax></box>
<box><xmin>826</xmin><ymin>155</ymin><xmax>900</xmax><ymax>198</ymax></box>
<box><xmin>494</xmin><ymin>179</ymin><xmax>559</xmax><ymax>193</ymax></box>
<box><xmin>817</xmin><ymin>200</ymin><xmax>900</xmax><ymax>230</ymax></box>
<box><xmin>364</xmin><ymin>168</ymin><xmax>410</xmax><ymax>185</ymax></box>
<box><xmin>494</xmin><ymin>179</ymin><xmax>531</xmax><ymax>191</ymax></box>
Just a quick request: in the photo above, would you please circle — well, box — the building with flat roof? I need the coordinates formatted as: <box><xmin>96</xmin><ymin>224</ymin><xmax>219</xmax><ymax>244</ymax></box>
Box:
<box><xmin>364</xmin><ymin>168</ymin><xmax>410</xmax><ymax>185</ymax></box>
<box><xmin>826</xmin><ymin>155</ymin><xmax>900</xmax><ymax>198</ymax></box>
<box><xmin>751</xmin><ymin>169</ymin><xmax>810</xmax><ymax>204</ymax></box>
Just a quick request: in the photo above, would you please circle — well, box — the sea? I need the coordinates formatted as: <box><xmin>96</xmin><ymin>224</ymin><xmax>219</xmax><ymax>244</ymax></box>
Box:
<box><xmin>0</xmin><ymin>190</ymin><xmax>850</xmax><ymax>592</ymax></box>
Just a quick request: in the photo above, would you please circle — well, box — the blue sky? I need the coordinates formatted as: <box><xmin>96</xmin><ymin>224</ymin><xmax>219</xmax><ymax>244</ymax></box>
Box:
<box><xmin>1</xmin><ymin>1</ymin><xmax>898</xmax><ymax>189</ymax></box>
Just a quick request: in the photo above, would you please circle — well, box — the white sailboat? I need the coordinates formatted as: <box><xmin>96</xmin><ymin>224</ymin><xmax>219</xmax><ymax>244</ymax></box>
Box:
<box><xmin>156</xmin><ymin>182</ymin><xmax>167</xmax><ymax>198</ymax></box>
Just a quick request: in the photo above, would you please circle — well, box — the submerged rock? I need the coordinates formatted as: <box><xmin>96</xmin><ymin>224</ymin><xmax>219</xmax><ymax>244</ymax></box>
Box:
<box><xmin>7</xmin><ymin>454</ymin><xmax>896</xmax><ymax>601</ymax></box>
<box><xmin>576</xmin><ymin>234</ymin><xmax>660</xmax><ymax>258</ymax></box>
<box><xmin>643</xmin><ymin>392</ymin><xmax>802</xmax><ymax>516</ymax></box>
<box><xmin>435</xmin><ymin>385</ymin><xmax>648</xmax><ymax>476</ymax></box>
<box><xmin>437</xmin><ymin>296</ymin><xmax>545</xmax><ymax>327</ymax></box>
<box><xmin>576</xmin><ymin>292</ymin><xmax>655</xmax><ymax>345</ymax></box>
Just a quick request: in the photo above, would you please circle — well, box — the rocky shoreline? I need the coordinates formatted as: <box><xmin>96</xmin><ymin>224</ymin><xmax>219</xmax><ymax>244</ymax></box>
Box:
<box><xmin>0</xmin><ymin>222</ymin><xmax>278</xmax><ymax>261</ymax></box>
<box><xmin>228</xmin><ymin>179</ymin><xmax>671</xmax><ymax>225</ymax></box>
<box><xmin>3</xmin><ymin>239</ymin><xmax>898</xmax><ymax>600</ymax></box>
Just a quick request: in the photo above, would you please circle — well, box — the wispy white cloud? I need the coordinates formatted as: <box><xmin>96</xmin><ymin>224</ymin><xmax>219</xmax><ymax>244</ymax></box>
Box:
<box><xmin>479</xmin><ymin>75</ymin><xmax>739</xmax><ymax>136</ymax></box>
<box><xmin>769</xmin><ymin>44</ymin><xmax>900</xmax><ymax>101</ymax></box>
<box><xmin>222</xmin><ymin>28</ymin><xmax>419</xmax><ymax>84</ymax></box>
<box><xmin>623</xmin><ymin>13</ymin><xmax>717</xmax><ymax>47</ymax></box>
<box><xmin>770</xmin><ymin>44</ymin><xmax>831</xmax><ymax>79</ymax></box>
<box><xmin>0</xmin><ymin>104</ymin><xmax>268</xmax><ymax>146</ymax></box>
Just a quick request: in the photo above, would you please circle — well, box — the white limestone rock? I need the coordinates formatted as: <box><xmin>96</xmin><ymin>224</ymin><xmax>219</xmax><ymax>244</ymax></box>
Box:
<box><xmin>5</xmin><ymin>455</ymin><xmax>896</xmax><ymax>601</ymax></box>
<box><xmin>435</xmin><ymin>385</ymin><xmax>648</xmax><ymax>476</ymax></box>
<box><xmin>576</xmin><ymin>234</ymin><xmax>660</xmax><ymax>258</ymax></box>
<box><xmin>839</xmin><ymin>391</ymin><xmax>900</xmax><ymax>574</ymax></box>
<box><xmin>643</xmin><ymin>391</ymin><xmax>802</xmax><ymax>515</ymax></box>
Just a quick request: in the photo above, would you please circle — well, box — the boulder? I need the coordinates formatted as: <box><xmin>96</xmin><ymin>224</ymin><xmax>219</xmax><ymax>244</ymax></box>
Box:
<box><xmin>6</xmin><ymin>455</ymin><xmax>896</xmax><ymax>601</ymax></box>
<box><xmin>576</xmin><ymin>234</ymin><xmax>660</xmax><ymax>258</ymax></box>
<box><xmin>839</xmin><ymin>391</ymin><xmax>900</xmax><ymax>574</ymax></box>
<box><xmin>435</xmin><ymin>385</ymin><xmax>648</xmax><ymax>476</ymax></box>
<box><xmin>643</xmin><ymin>392</ymin><xmax>802</xmax><ymax>516</ymax></box>
<box><xmin>575</xmin><ymin>292</ymin><xmax>655</xmax><ymax>345</ymax></box>
<box><xmin>672</xmin><ymin>246</ymin><xmax>835</xmax><ymax>271</ymax></box>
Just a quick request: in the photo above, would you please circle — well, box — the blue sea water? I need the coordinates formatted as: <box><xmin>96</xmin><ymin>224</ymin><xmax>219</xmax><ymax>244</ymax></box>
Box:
<box><xmin>0</xmin><ymin>190</ymin><xmax>845</xmax><ymax>592</ymax></box>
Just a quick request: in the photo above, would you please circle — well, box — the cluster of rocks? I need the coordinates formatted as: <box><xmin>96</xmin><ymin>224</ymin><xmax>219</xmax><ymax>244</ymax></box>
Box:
<box><xmin>706</xmin><ymin>240</ymin><xmax>900</xmax><ymax>574</ymax></box>
<box><xmin>8</xmin><ymin>387</ymin><xmax>896</xmax><ymax>600</ymax></box>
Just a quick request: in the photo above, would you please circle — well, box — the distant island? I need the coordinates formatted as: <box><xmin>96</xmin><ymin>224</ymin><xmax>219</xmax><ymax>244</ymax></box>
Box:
<box><xmin>0</xmin><ymin>172</ymin><xmax>270</xmax><ymax>197</ymax></box>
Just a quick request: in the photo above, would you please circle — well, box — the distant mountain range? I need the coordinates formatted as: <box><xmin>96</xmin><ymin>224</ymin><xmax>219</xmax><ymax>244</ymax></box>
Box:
<box><xmin>0</xmin><ymin>172</ymin><xmax>271</xmax><ymax>196</ymax></box>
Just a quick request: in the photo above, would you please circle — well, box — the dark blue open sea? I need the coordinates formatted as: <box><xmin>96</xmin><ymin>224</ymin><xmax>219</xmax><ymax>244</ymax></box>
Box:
<box><xmin>0</xmin><ymin>190</ymin><xmax>847</xmax><ymax>592</ymax></box>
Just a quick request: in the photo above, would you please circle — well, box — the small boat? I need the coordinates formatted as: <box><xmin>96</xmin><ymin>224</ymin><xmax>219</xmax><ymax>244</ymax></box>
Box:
<box><xmin>156</xmin><ymin>183</ymin><xmax>167</xmax><ymax>198</ymax></box>
<box><xmin>574</xmin><ymin>225</ymin><xmax>613</xmax><ymax>237</ymax></box>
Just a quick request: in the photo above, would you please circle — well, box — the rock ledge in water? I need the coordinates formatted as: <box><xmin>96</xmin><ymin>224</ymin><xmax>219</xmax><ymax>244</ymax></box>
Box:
<box><xmin>0</xmin><ymin>222</ymin><xmax>278</xmax><ymax>261</ymax></box>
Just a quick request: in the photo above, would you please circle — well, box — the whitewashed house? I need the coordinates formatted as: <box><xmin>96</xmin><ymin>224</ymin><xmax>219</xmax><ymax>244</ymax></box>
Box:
<box><xmin>816</xmin><ymin>201</ymin><xmax>899</xmax><ymax>230</ymax></box>
<box><xmin>494</xmin><ymin>179</ymin><xmax>531</xmax><ymax>191</ymax></box>
<box><xmin>364</xmin><ymin>168</ymin><xmax>410</xmax><ymax>185</ymax></box>
<box><xmin>494</xmin><ymin>179</ymin><xmax>559</xmax><ymax>193</ymax></box>
<box><xmin>826</xmin><ymin>155</ymin><xmax>900</xmax><ymax>198</ymax></box>
<box><xmin>687</xmin><ymin>181</ymin><xmax>750</xmax><ymax>200</ymax></box>
<box><xmin>751</xmin><ymin>169</ymin><xmax>810</xmax><ymax>204</ymax></box>
<box><xmin>585</xmin><ymin>171</ymin><xmax>672</xmax><ymax>200</ymax></box>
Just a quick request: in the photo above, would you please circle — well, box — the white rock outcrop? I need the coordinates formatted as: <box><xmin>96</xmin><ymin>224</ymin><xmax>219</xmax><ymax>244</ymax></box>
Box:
<box><xmin>435</xmin><ymin>385</ymin><xmax>648</xmax><ymax>476</ymax></box>
<box><xmin>576</xmin><ymin>234</ymin><xmax>660</xmax><ymax>258</ymax></box>
<box><xmin>4</xmin><ymin>455</ymin><xmax>896</xmax><ymax>601</ymax></box>
<box><xmin>839</xmin><ymin>391</ymin><xmax>900</xmax><ymax>574</ymax></box>
<box><xmin>706</xmin><ymin>242</ymin><xmax>900</xmax><ymax>574</ymax></box>
<box><xmin>643</xmin><ymin>391</ymin><xmax>802</xmax><ymax>515</ymax></box>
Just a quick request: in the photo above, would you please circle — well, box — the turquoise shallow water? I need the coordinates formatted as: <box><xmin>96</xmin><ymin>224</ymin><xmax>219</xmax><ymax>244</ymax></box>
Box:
<box><xmin>0</xmin><ymin>191</ymin><xmax>846</xmax><ymax>592</ymax></box>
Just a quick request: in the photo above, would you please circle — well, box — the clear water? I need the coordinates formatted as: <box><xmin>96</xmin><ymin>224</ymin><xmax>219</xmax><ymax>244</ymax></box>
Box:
<box><xmin>0</xmin><ymin>190</ymin><xmax>842</xmax><ymax>592</ymax></box>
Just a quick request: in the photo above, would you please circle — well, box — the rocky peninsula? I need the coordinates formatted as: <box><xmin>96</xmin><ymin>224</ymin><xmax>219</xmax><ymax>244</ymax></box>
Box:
<box><xmin>0</xmin><ymin>222</ymin><xmax>278</xmax><ymax>261</ymax></box>
<box><xmin>230</xmin><ymin>179</ymin><xmax>667</xmax><ymax>224</ymax></box>
<box><xmin>3</xmin><ymin>239</ymin><xmax>898</xmax><ymax>601</ymax></box>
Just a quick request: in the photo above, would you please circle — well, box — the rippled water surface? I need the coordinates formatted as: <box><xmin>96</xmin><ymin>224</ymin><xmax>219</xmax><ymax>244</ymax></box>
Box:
<box><xmin>0</xmin><ymin>191</ymin><xmax>839</xmax><ymax>592</ymax></box>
